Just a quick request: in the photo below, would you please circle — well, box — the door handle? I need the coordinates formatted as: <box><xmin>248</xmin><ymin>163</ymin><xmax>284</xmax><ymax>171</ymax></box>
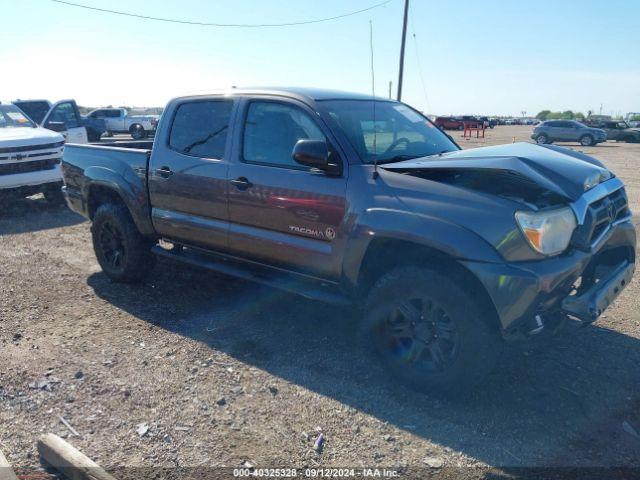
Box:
<box><xmin>155</xmin><ymin>166</ymin><xmax>173</xmax><ymax>178</ymax></box>
<box><xmin>230</xmin><ymin>177</ymin><xmax>253</xmax><ymax>191</ymax></box>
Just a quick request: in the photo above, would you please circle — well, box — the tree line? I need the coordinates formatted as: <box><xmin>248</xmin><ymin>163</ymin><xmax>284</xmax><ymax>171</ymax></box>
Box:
<box><xmin>535</xmin><ymin>110</ymin><xmax>586</xmax><ymax>121</ymax></box>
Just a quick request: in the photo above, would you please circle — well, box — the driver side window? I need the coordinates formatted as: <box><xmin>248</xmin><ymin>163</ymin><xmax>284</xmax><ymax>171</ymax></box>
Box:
<box><xmin>48</xmin><ymin>103</ymin><xmax>80</xmax><ymax>128</ymax></box>
<box><xmin>243</xmin><ymin>101</ymin><xmax>326</xmax><ymax>169</ymax></box>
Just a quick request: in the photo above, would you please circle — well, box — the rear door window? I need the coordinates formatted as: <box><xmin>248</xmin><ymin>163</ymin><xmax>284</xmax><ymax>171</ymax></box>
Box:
<box><xmin>169</xmin><ymin>100</ymin><xmax>233</xmax><ymax>159</ymax></box>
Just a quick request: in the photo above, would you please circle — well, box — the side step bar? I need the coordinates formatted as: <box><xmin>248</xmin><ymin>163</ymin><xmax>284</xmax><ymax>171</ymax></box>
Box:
<box><xmin>152</xmin><ymin>246</ymin><xmax>352</xmax><ymax>306</ymax></box>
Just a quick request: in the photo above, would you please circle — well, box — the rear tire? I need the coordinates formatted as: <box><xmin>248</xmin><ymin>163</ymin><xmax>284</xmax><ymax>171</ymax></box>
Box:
<box><xmin>580</xmin><ymin>134</ymin><xmax>594</xmax><ymax>146</ymax></box>
<box><xmin>130</xmin><ymin>124</ymin><xmax>147</xmax><ymax>140</ymax></box>
<box><xmin>536</xmin><ymin>134</ymin><xmax>549</xmax><ymax>144</ymax></box>
<box><xmin>360</xmin><ymin>266</ymin><xmax>502</xmax><ymax>395</ymax></box>
<box><xmin>91</xmin><ymin>203</ymin><xmax>156</xmax><ymax>283</ymax></box>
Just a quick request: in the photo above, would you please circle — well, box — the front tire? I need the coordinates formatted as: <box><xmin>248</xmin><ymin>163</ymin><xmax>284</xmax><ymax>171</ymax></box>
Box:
<box><xmin>580</xmin><ymin>134</ymin><xmax>594</xmax><ymax>146</ymax></box>
<box><xmin>91</xmin><ymin>203</ymin><xmax>155</xmax><ymax>283</ymax></box>
<box><xmin>361</xmin><ymin>267</ymin><xmax>502</xmax><ymax>395</ymax></box>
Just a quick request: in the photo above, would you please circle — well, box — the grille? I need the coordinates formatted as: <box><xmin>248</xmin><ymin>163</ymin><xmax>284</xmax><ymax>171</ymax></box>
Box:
<box><xmin>572</xmin><ymin>188</ymin><xmax>629</xmax><ymax>250</ymax></box>
<box><xmin>0</xmin><ymin>141</ymin><xmax>64</xmax><ymax>154</ymax></box>
<box><xmin>0</xmin><ymin>158</ymin><xmax>60</xmax><ymax>176</ymax></box>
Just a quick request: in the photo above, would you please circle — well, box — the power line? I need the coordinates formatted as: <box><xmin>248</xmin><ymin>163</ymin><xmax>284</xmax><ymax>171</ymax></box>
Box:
<box><xmin>49</xmin><ymin>0</ymin><xmax>393</xmax><ymax>28</ymax></box>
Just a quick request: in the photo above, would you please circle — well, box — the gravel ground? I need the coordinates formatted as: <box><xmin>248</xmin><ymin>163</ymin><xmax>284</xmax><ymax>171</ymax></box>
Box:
<box><xmin>1</xmin><ymin>126</ymin><xmax>639</xmax><ymax>478</ymax></box>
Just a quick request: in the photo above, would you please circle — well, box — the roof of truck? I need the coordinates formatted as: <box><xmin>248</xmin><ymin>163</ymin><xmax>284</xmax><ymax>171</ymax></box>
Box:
<box><xmin>175</xmin><ymin>87</ymin><xmax>394</xmax><ymax>103</ymax></box>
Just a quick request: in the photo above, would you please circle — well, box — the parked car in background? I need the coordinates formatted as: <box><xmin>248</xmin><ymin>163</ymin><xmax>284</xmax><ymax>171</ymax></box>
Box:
<box><xmin>589</xmin><ymin>120</ymin><xmax>640</xmax><ymax>143</ymax></box>
<box><xmin>435</xmin><ymin>116</ymin><xmax>464</xmax><ymax>130</ymax></box>
<box><xmin>478</xmin><ymin>117</ymin><xmax>496</xmax><ymax>128</ymax></box>
<box><xmin>86</xmin><ymin>108</ymin><xmax>158</xmax><ymax>140</ymax></box>
<box><xmin>12</xmin><ymin>99</ymin><xmax>89</xmax><ymax>144</ymax></box>
<box><xmin>0</xmin><ymin>103</ymin><xmax>65</xmax><ymax>203</ymax></box>
<box><xmin>532</xmin><ymin>120</ymin><xmax>607</xmax><ymax>146</ymax></box>
<box><xmin>61</xmin><ymin>88</ymin><xmax>635</xmax><ymax>394</ymax></box>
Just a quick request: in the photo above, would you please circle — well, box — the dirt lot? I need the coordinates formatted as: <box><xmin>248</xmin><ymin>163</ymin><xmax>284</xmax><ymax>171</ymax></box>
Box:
<box><xmin>1</xmin><ymin>126</ymin><xmax>639</xmax><ymax>477</ymax></box>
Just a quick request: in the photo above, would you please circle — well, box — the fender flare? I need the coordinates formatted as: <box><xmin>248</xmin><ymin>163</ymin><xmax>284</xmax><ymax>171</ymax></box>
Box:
<box><xmin>342</xmin><ymin>208</ymin><xmax>503</xmax><ymax>288</ymax></box>
<box><xmin>83</xmin><ymin>166</ymin><xmax>155</xmax><ymax>236</ymax></box>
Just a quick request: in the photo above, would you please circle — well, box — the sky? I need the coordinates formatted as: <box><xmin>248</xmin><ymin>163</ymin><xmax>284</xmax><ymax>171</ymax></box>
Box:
<box><xmin>2</xmin><ymin>0</ymin><xmax>639</xmax><ymax>116</ymax></box>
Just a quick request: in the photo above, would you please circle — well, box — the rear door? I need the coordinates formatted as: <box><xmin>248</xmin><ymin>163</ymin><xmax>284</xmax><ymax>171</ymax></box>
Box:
<box><xmin>105</xmin><ymin>109</ymin><xmax>125</xmax><ymax>132</ymax></box>
<box><xmin>562</xmin><ymin>121</ymin><xmax>580</xmax><ymax>141</ymax></box>
<box><xmin>42</xmin><ymin>100</ymin><xmax>88</xmax><ymax>143</ymax></box>
<box><xmin>226</xmin><ymin>97</ymin><xmax>347</xmax><ymax>279</ymax></box>
<box><xmin>148</xmin><ymin>97</ymin><xmax>236</xmax><ymax>251</ymax></box>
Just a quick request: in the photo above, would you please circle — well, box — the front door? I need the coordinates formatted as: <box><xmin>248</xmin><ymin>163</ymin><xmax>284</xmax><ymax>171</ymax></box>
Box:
<box><xmin>148</xmin><ymin>98</ymin><xmax>235</xmax><ymax>251</ymax></box>
<box><xmin>226</xmin><ymin>98</ymin><xmax>348</xmax><ymax>279</ymax></box>
<box><xmin>42</xmin><ymin>100</ymin><xmax>88</xmax><ymax>143</ymax></box>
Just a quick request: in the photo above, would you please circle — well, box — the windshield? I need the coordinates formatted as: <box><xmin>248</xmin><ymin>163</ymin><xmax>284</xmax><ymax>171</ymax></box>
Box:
<box><xmin>319</xmin><ymin>100</ymin><xmax>458</xmax><ymax>164</ymax></box>
<box><xmin>0</xmin><ymin>105</ymin><xmax>35</xmax><ymax>128</ymax></box>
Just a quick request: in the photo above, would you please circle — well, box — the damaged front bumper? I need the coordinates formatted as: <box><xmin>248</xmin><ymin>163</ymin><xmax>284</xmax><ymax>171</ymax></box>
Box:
<box><xmin>561</xmin><ymin>261</ymin><xmax>635</xmax><ymax>323</ymax></box>
<box><xmin>462</xmin><ymin>219</ymin><xmax>636</xmax><ymax>338</ymax></box>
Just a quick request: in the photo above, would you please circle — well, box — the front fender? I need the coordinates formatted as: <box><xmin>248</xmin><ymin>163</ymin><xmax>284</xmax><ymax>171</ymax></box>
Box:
<box><xmin>342</xmin><ymin>207</ymin><xmax>503</xmax><ymax>288</ymax></box>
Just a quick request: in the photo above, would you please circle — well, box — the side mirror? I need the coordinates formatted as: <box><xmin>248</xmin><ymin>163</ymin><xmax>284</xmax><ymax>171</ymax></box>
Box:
<box><xmin>46</xmin><ymin>121</ymin><xmax>67</xmax><ymax>133</ymax></box>
<box><xmin>292</xmin><ymin>139</ymin><xmax>341</xmax><ymax>175</ymax></box>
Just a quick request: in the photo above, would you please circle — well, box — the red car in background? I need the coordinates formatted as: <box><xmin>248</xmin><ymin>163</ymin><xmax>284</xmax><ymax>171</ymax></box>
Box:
<box><xmin>435</xmin><ymin>116</ymin><xmax>464</xmax><ymax>130</ymax></box>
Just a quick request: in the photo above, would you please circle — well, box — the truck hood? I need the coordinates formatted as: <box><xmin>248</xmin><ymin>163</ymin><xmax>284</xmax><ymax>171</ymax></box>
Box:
<box><xmin>0</xmin><ymin>126</ymin><xmax>64</xmax><ymax>148</ymax></box>
<box><xmin>381</xmin><ymin>142</ymin><xmax>611</xmax><ymax>204</ymax></box>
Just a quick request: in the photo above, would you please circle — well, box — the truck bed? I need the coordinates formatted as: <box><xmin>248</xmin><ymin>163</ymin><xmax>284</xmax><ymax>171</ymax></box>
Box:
<box><xmin>61</xmin><ymin>141</ymin><xmax>155</xmax><ymax>235</ymax></box>
<box><xmin>89</xmin><ymin>139</ymin><xmax>154</xmax><ymax>150</ymax></box>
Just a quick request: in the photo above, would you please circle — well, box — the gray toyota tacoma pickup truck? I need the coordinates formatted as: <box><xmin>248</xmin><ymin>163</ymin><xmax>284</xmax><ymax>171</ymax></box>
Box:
<box><xmin>61</xmin><ymin>88</ymin><xmax>636</xmax><ymax>393</ymax></box>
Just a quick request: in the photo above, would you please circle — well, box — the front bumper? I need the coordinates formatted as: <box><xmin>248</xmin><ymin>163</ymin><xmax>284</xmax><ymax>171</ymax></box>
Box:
<box><xmin>561</xmin><ymin>261</ymin><xmax>634</xmax><ymax>322</ymax></box>
<box><xmin>463</xmin><ymin>219</ymin><xmax>636</xmax><ymax>334</ymax></box>
<box><xmin>0</xmin><ymin>164</ymin><xmax>62</xmax><ymax>190</ymax></box>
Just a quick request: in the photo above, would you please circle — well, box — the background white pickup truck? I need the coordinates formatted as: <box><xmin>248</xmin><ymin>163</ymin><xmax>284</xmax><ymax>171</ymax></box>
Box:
<box><xmin>0</xmin><ymin>103</ymin><xmax>66</xmax><ymax>203</ymax></box>
<box><xmin>86</xmin><ymin>107</ymin><xmax>158</xmax><ymax>139</ymax></box>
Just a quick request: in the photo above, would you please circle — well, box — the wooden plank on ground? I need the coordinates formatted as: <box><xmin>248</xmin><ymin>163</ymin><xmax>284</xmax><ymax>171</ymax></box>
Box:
<box><xmin>36</xmin><ymin>434</ymin><xmax>117</xmax><ymax>480</ymax></box>
<box><xmin>0</xmin><ymin>448</ymin><xmax>19</xmax><ymax>480</ymax></box>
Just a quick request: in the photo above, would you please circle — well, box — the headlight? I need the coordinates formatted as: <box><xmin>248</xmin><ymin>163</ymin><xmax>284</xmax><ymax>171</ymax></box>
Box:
<box><xmin>515</xmin><ymin>207</ymin><xmax>577</xmax><ymax>256</ymax></box>
<box><xmin>583</xmin><ymin>172</ymin><xmax>601</xmax><ymax>191</ymax></box>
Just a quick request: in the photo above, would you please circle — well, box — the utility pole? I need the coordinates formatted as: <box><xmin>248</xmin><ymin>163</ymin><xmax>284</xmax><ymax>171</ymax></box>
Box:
<box><xmin>388</xmin><ymin>81</ymin><xmax>393</xmax><ymax>99</ymax></box>
<box><xmin>397</xmin><ymin>0</ymin><xmax>409</xmax><ymax>101</ymax></box>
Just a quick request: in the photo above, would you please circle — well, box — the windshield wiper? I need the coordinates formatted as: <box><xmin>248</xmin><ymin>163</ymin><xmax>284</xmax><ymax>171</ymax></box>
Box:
<box><xmin>375</xmin><ymin>154</ymin><xmax>422</xmax><ymax>164</ymax></box>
